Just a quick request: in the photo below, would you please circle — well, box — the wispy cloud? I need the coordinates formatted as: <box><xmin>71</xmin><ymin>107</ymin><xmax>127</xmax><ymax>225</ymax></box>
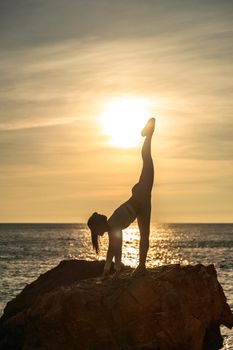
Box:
<box><xmin>0</xmin><ymin>0</ymin><xmax>232</xmax><ymax>221</ymax></box>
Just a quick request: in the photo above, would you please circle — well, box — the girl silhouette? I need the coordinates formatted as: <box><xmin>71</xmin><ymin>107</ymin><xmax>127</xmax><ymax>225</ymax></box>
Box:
<box><xmin>88</xmin><ymin>118</ymin><xmax>155</xmax><ymax>277</ymax></box>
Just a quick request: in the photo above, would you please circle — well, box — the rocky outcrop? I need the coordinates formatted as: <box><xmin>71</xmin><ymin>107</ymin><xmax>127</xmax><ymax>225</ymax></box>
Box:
<box><xmin>0</xmin><ymin>260</ymin><xmax>232</xmax><ymax>350</ymax></box>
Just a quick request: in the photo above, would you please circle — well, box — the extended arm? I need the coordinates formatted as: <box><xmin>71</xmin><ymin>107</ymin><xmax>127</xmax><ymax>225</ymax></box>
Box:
<box><xmin>103</xmin><ymin>244</ymin><xmax>114</xmax><ymax>276</ymax></box>
<box><xmin>103</xmin><ymin>230</ymin><xmax>122</xmax><ymax>276</ymax></box>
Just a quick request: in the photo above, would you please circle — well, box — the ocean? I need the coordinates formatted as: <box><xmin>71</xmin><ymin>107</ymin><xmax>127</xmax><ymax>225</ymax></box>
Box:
<box><xmin>0</xmin><ymin>223</ymin><xmax>232</xmax><ymax>349</ymax></box>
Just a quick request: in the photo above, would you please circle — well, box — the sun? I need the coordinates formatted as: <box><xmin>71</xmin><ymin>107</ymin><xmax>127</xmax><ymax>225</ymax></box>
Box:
<box><xmin>101</xmin><ymin>97</ymin><xmax>150</xmax><ymax>148</ymax></box>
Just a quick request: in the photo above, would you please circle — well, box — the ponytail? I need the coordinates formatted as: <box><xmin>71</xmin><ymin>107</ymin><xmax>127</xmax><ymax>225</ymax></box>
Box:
<box><xmin>91</xmin><ymin>230</ymin><xmax>100</xmax><ymax>254</ymax></box>
<box><xmin>88</xmin><ymin>212</ymin><xmax>106</xmax><ymax>255</ymax></box>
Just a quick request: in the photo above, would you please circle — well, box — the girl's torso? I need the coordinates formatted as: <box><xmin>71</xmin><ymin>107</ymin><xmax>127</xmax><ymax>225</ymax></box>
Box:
<box><xmin>108</xmin><ymin>201</ymin><xmax>137</xmax><ymax>230</ymax></box>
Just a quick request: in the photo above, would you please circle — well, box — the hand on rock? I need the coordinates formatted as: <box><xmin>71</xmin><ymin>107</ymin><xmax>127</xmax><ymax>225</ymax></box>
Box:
<box><xmin>101</xmin><ymin>270</ymin><xmax>110</xmax><ymax>280</ymax></box>
<box><xmin>111</xmin><ymin>270</ymin><xmax>121</xmax><ymax>280</ymax></box>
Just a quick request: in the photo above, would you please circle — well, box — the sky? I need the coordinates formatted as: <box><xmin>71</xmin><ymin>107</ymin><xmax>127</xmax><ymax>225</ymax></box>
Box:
<box><xmin>0</xmin><ymin>0</ymin><xmax>232</xmax><ymax>223</ymax></box>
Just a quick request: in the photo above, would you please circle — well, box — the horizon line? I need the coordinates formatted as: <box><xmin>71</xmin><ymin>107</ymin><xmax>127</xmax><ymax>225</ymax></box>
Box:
<box><xmin>0</xmin><ymin>222</ymin><xmax>232</xmax><ymax>225</ymax></box>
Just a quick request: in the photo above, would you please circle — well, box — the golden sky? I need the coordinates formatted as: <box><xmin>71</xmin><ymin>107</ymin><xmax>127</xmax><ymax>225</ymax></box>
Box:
<box><xmin>0</xmin><ymin>0</ymin><xmax>232</xmax><ymax>223</ymax></box>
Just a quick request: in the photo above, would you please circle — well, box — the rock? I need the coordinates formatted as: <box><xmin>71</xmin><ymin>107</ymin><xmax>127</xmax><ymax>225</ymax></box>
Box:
<box><xmin>0</xmin><ymin>261</ymin><xmax>232</xmax><ymax>350</ymax></box>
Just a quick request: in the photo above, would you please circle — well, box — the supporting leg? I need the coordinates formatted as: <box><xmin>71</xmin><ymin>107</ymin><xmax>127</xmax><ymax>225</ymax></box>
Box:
<box><xmin>137</xmin><ymin>201</ymin><xmax>151</xmax><ymax>268</ymax></box>
<box><xmin>131</xmin><ymin>201</ymin><xmax>151</xmax><ymax>277</ymax></box>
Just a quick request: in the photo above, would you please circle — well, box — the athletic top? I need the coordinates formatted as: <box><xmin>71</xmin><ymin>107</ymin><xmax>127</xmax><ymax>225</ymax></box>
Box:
<box><xmin>108</xmin><ymin>202</ymin><xmax>137</xmax><ymax>230</ymax></box>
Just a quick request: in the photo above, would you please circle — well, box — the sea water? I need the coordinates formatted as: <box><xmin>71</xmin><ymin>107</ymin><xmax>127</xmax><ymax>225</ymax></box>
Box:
<box><xmin>0</xmin><ymin>223</ymin><xmax>232</xmax><ymax>349</ymax></box>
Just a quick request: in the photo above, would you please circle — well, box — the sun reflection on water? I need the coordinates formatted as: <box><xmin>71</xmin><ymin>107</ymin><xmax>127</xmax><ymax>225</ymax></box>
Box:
<box><xmin>96</xmin><ymin>224</ymin><xmax>191</xmax><ymax>268</ymax></box>
<box><xmin>1</xmin><ymin>223</ymin><xmax>232</xmax><ymax>350</ymax></box>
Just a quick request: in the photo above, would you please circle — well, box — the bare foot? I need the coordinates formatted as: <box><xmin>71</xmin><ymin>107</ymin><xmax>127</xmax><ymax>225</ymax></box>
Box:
<box><xmin>131</xmin><ymin>265</ymin><xmax>149</xmax><ymax>278</ymax></box>
<box><xmin>141</xmin><ymin>118</ymin><xmax>156</xmax><ymax>137</ymax></box>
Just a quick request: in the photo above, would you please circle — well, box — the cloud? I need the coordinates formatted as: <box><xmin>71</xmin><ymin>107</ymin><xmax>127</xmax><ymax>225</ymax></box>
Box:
<box><xmin>0</xmin><ymin>0</ymin><xmax>232</xmax><ymax>221</ymax></box>
<box><xmin>1</xmin><ymin>0</ymin><xmax>232</xmax><ymax>48</ymax></box>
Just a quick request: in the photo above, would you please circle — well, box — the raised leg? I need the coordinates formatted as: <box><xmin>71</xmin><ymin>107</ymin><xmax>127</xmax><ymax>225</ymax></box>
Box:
<box><xmin>130</xmin><ymin>129</ymin><xmax>154</xmax><ymax>211</ymax></box>
<box><xmin>138</xmin><ymin>134</ymin><xmax>154</xmax><ymax>194</ymax></box>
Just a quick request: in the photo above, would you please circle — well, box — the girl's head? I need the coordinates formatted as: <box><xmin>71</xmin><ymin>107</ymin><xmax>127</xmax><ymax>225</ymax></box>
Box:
<box><xmin>87</xmin><ymin>212</ymin><xmax>108</xmax><ymax>254</ymax></box>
